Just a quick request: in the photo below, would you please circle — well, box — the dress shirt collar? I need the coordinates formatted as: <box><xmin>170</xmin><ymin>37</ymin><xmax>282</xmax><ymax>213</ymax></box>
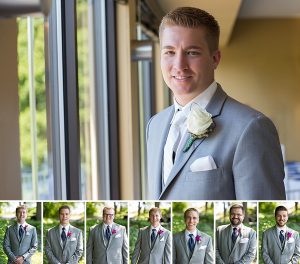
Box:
<box><xmin>277</xmin><ymin>225</ymin><xmax>287</xmax><ymax>235</ymax></box>
<box><xmin>185</xmin><ymin>229</ymin><xmax>197</xmax><ymax>239</ymax></box>
<box><xmin>59</xmin><ymin>224</ymin><xmax>70</xmax><ymax>234</ymax></box>
<box><xmin>231</xmin><ymin>223</ymin><xmax>243</xmax><ymax>233</ymax></box>
<box><xmin>17</xmin><ymin>222</ymin><xmax>27</xmax><ymax>230</ymax></box>
<box><xmin>172</xmin><ymin>81</ymin><xmax>217</xmax><ymax>122</ymax></box>
<box><xmin>103</xmin><ymin>223</ymin><xmax>114</xmax><ymax>230</ymax></box>
<box><xmin>150</xmin><ymin>225</ymin><xmax>161</xmax><ymax>232</ymax></box>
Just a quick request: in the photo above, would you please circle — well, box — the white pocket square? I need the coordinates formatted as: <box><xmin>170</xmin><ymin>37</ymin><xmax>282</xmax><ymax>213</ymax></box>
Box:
<box><xmin>288</xmin><ymin>238</ymin><xmax>295</xmax><ymax>243</ymax></box>
<box><xmin>190</xmin><ymin>156</ymin><xmax>217</xmax><ymax>172</ymax></box>
<box><xmin>199</xmin><ymin>245</ymin><xmax>207</xmax><ymax>250</ymax></box>
<box><xmin>115</xmin><ymin>234</ymin><xmax>121</xmax><ymax>238</ymax></box>
<box><xmin>160</xmin><ymin>237</ymin><xmax>165</xmax><ymax>242</ymax></box>
<box><xmin>70</xmin><ymin>237</ymin><xmax>77</xmax><ymax>241</ymax></box>
<box><xmin>239</xmin><ymin>238</ymin><xmax>249</xmax><ymax>243</ymax></box>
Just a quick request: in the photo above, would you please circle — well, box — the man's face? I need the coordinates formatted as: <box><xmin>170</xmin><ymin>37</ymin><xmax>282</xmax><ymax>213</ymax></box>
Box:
<box><xmin>276</xmin><ymin>210</ymin><xmax>288</xmax><ymax>227</ymax></box>
<box><xmin>230</xmin><ymin>208</ymin><xmax>244</xmax><ymax>226</ymax></box>
<box><xmin>59</xmin><ymin>208</ymin><xmax>70</xmax><ymax>226</ymax></box>
<box><xmin>16</xmin><ymin>208</ymin><xmax>27</xmax><ymax>224</ymax></box>
<box><xmin>149</xmin><ymin>211</ymin><xmax>161</xmax><ymax>227</ymax></box>
<box><xmin>103</xmin><ymin>209</ymin><xmax>115</xmax><ymax>225</ymax></box>
<box><xmin>185</xmin><ymin>211</ymin><xmax>199</xmax><ymax>232</ymax></box>
<box><xmin>160</xmin><ymin>25</ymin><xmax>220</xmax><ymax>106</ymax></box>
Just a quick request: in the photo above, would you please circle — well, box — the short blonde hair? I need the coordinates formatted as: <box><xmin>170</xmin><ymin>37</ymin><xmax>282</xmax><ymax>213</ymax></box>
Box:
<box><xmin>16</xmin><ymin>205</ymin><xmax>27</xmax><ymax>215</ymax></box>
<box><xmin>159</xmin><ymin>7</ymin><xmax>220</xmax><ymax>53</ymax></box>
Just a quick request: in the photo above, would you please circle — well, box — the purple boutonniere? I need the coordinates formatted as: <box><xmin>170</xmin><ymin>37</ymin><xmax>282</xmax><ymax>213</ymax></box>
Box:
<box><xmin>196</xmin><ymin>234</ymin><xmax>201</xmax><ymax>243</ymax></box>
<box><xmin>158</xmin><ymin>230</ymin><xmax>164</xmax><ymax>236</ymax></box>
<box><xmin>287</xmin><ymin>232</ymin><xmax>293</xmax><ymax>240</ymax></box>
<box><xmin>112</xmin><ymin>229</ymin><xmax>117</xmax><ymax>235</ymax></box>
<box><xmin>67</xmin><ymin>231</ymin><xmax>72</xmax><ymax>238</ymax></box>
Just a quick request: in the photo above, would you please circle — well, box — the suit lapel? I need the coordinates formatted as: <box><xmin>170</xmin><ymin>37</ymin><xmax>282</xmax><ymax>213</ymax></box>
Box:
<box><xmin>271</xmin><ymin>226</ymin><xmax>282</xmax><ymax>251</ymax></box>
<box><xmin>190</xmin><ymin>229</ymin><xmax>201</xmax><ymax>260</ymax></box>
<box><xmin>55</xmin><ymin>226</ymin><xmax>63</xmax><ymax>249</ymax></box>
<box><xmin>179</xmin><ymin>231</ymin><xmax>190</xmax><ymax>259</ymax></box>
<box><xmin>159</xmin><ymin>86</ymin><xmax>228</xmax><ymax>199</ymax></box>
<box><xmin>107</xmin><ymin>223</ymin><xmax>116</xmax><ymax>249</ymax></box>
<box><xmin>230</xmin><ymin>226</ymin><xmax>242</xmax><ymax>258</ymax></box>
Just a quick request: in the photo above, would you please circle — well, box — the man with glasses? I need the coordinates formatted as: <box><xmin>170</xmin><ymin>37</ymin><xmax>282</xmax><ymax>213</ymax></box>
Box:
<box><xmin>87</xmin><ymin>206</ymin><xmax>128</xmax><ymax>264</ymax></box>
<box><xmin>216</xmin><ymin>204</ymin><xmax>256</xmax><ymax>264</ymax></box>
<box><xmin>173</xmin><ymin>208</ymin><xmax>214</xmax><ymax>264</ymax></box>
<box><xmin>262</xmin><ymin>205</ymin><xmax>300</xmax><ymax>264</ymax></box>
<box><xmin>132</xmin><ymin>207</ymin><xmax>171</xmax><ymax>264</ymax></box>
<box><xmin>45</xmin><ymin>205</ymin><xmax>83</xmax><ymax>264</ymax></box>
<box><xmin>3</xmin><ymin>205</ymin><xmax>38</xmax><ymax>264</ymax></box>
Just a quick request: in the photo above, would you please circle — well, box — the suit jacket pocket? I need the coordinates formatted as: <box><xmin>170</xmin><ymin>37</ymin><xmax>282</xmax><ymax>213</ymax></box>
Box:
<box><xmin>185</xmin><ymin>168</ymin><xmax>222</xmax><ymax>182</ymax></box>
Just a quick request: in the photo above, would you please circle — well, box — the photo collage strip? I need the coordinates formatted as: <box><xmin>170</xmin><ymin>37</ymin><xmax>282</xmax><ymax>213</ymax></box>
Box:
<box><xmin>0</xmin><ymin>201</ymin><xmax>298</xmax><ymax>263</ymax></box>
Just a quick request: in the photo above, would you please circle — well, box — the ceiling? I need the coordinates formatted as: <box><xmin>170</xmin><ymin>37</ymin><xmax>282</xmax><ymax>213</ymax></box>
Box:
<box><xmin>156</xmin><ymin>0</ymin><xmax>300</xmax><ymax>47</ymax></box>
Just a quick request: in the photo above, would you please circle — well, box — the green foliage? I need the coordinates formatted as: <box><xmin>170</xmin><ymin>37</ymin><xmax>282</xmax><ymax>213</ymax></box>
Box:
<box><xmin>172</xmin><ymin>202</ymin><xmax>188</xmax><ymax>213</ymax></box>
<box><xmin>259</xmin><ymin>202</ymin><xmax>277</xmax><ymax>214</ymax></box>
<box><xmin>43</xmin><ymin>202</ymin><xmax>76</xmax><ymax>219</ymax></box>
<box><xmin>0</xmin><ymin>219</ymin><xmax>42</xmax><ymax>263</ymax></box>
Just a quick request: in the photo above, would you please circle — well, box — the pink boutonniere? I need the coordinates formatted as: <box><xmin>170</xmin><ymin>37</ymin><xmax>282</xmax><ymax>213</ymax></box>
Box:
<box><xmin>67</xmin><ymin>231</ymin><xmax>72</xmax><ymax>237</ymax></box>
<box><xmin>287</xmin><ymin>232</ymin><xmax>293</xmax><ymax>240</ymax></box>
<box><xmin>158</xmin><ymin>230</ymin><xmax>164</xmax><ymax>236</ymax></box>
<box><xmin>195</xmin><ymin>235</ymin><xmax>201</xmax><ymax>243</ymax></box>
<box><xmin>112</xmin><ymin>229</ymin><xmax>117</xmax><ymax>235</ymax></box>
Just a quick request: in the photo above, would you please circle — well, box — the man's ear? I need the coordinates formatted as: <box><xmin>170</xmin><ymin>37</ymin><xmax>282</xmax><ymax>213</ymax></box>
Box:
<box><xmin>212</xmin><ymin>50</ymin><xmax>221</xmax><ymax>69</ymax></box>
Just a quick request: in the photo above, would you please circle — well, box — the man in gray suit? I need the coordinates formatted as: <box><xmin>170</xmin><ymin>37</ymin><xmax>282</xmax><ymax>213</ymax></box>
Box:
<box><xmin>146</xmin><ymin>6</ymin><xmax>285</xmax><ymax>200</ymax></box>
<box><xmin>216</xmin><ymin>204</ymin><xmax>257</xmax><ymax>264</ymax></box>
<box><xmin>45</xmin><ymin>205</ymin><xmax>83</xmax><ymax>264</ymax></box>
<box><xmin>262</xmin><ymin>205</ymin><xmax>300</xmax><ymax>264</ymax></box>
<box><xmin>87</xmin><ymin>206</ymin><xmax>128</xmax><ymax>264</ymax></box>
<box><xmin>132</xmin><ymin>207</ymin><xmax>171</xmax><ymax>264</ymax></box>
<box><xmin>3</xmin><ymin>205</ymin><xmax>38</xmax><ymax>264</ymax></box>
<box><xmin>173</xmin><ymin>208</ymin><xmax>214</xmax><ymax>264</ymax></box>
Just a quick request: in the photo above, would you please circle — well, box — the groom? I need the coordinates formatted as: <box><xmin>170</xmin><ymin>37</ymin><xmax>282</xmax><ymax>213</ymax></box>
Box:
<box><xmin>146</xmin><ymin>6</ymin><xmax>286</xmax><ymax>200</ymax></box>
<box><xmin>262</xmin><ymin>205</ymin><xmax>300</xmax><ymax>264</ymax></box>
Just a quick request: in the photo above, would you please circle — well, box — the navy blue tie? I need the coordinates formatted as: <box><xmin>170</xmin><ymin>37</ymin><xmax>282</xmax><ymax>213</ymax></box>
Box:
<box><xmin>232</xmin><ymin>228</ymin><xmax>238</xmax><ymax>244</ymax></box>
<box><xmin>279</xmin><ymin>230</ymin><xmax>285</xmax><ymax>245</ymax></box>
<box><xmin>19</xmin><ymin>226</ymin><xmax>24</xmax><ymax>240</ymax></box>
<box><xmin>188</xmin><ymin>234</ymin><xmax>195</xmax><ymax>254</ymax></box>
<box><xmin>151</xmin><ymin>229</ymin><xmax>156</xmax><ymax>245</ymax></box>
<box><xmin>106</xmin><ymin>226</ymin><xmax>111</xmax><ymax>241</ymax></box>
<box><xmin>61</xmin><ymin>227</ymin><xmax>67</xmax><ymax>242</ymax></box>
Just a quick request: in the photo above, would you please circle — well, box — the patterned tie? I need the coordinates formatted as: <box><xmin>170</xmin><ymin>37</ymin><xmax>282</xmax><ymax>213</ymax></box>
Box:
<box><xmin>61</xmin><ymin>227</ymin><xmax>67</xmax><ymax>242</ymax></box>
<box><xmin>19</xmin><ymin>226</ymin><xmax>24</xmax><ymax>240</ymax></box>
<box><xmin>232</xmin><ymin>227</ymin><xmax>238</xmax><ymax>245</ymax></box>
<box><xmin>151</xmin><ymin>229</ymin><xmax>156</xmax><ymax>245</ymax></box>
<box><xmin>105</xmin><ymin>226</ymin><xmax>111</xmax><ymax>241</ymax></box>
<box><xmin>163</xmin><ymin>109</ymin><xmax>186</xmax><ymax>184</ymax></box>
<box><xmin>279</xmin><ymin>230</ymin><xmax>285</xmax><ymax>245</ymax></box>
<box><xmin>188</xmin><ymin>234</ymin><xmax>195</xmax><ymax>254</ymax></box>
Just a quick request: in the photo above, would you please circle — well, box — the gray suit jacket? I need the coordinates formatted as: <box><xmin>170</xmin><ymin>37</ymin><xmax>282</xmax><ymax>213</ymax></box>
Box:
<box><xmin>262</xmin><ymin>226</ymin><xmax>300</xmax><ymax>264</ymax></box>
<box><xmin>86</xmin><ymin>223</ymin><xmax>128</xmax><ymax>264</ymax></box>
<box><xmin>2</xmin><ymin>223</ymin><xmax>38</xmax><ymax>264</ymax></box>
<box><xmin>173</xmin><ymin>229</ymin><xmax>214</xmax><ymax>264</ymax></box>
<box><xmin>131</xmin><ymin>226</ymin><xmax>171</xmax><ymax>264</ymax></box>
<box><xmin>45</xmin><ymin>225</ymin><xmax>83</xmax><ymax>264</ymax></box>
<box><xmin>146</xmin><ymin>85</ymin><xmax>286</xmax><ymax>200</ymax></box>
<box><xmin>216</xmin><ymin>224</ymin><xmax>256</xmax><ymax>264</ymax></box>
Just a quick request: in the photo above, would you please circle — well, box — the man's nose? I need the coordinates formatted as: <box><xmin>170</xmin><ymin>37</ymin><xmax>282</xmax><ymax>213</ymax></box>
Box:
<box><xmin>173</xmin><ymin>52</ymin><xmax>188</xmax><ymax>71</ymax></box>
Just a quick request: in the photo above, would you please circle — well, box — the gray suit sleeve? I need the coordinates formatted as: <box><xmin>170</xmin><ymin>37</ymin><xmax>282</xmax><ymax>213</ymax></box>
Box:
<box><xmin>23</xmin><ymin>227</ymin><xmax>38</xmax><ymax>260</ymax></box>
<box><xmin>45</xmin><ymin>229</ymin><xmax>61</xmax><ymax>264</ymax></box>
<box><xmin>236</xmin><ymin>230</ymin><xmax>257</xmax><ymax>264</ymax></box>
<box><xmin>3</xmin><ymin>227</ymin><xmax>17</xmax><ymax>262</ymax></box>
<box><xmin>262</xmin><ymin>231</ymin><xmax>274</xmax><ymax>264</ymax></box>
<box><xmin>164</xmin><ymin>231</ymin><xmax>171</xmax><ymax>264</ymax></box>
<box><xmin>205</xmin><ymin>236</ymin><xmax>214</xmax><ymax>264</ymax></box>
<box><xmin>290</xmin><ymin>232</ymin><xmax>300</xmax><ymax>264</ymax></box>
<box><xmin>69</xmin><ymin>230</ymin><xmax>83</xmax><ymax>263</ymax></box>
<box><xmin>215</xmin><ymin>228</ymin><xmax>225</xmax><ymax>264</ymax></box>
<box><xmin>172</xmin><ymin>236</ymin><xmax>176</xmax><ymax>264</ymax></box>
<box><xmin>131</xmin><ymin>228</ymin><xmax>142</xmax><ymax>264</ymax></box>
<box><xmin>86</xmin><ymin>227</ymin><xmax>94</xmax><ymax>264</ymax></box>
<box><xmin>233</xmin><ymin>115</ymin><xmax>286</xmax><ymax>200</ymax></box>
<box><xmin>122</xmin><ymin>227</ymin><xmax>129</xmax><ymax>264</ymax></box>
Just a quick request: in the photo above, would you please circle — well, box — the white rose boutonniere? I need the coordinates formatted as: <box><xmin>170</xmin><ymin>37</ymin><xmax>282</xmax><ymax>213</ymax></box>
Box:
<box><xmin>183</xmin><ymin>104</ymin><xmax>214</xmax><ymax>152</ymax></box>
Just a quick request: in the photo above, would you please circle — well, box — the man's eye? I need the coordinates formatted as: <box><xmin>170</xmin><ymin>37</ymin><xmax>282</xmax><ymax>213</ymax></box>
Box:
<box><xmin>187</xmin><ymin>51</ymin><xmax>200</xmax><ymax>56</ymax></box>
<box><xmin>164</xmin><ymin>50</ymin><xmax>175</xmax><ymax>55</ymax></box>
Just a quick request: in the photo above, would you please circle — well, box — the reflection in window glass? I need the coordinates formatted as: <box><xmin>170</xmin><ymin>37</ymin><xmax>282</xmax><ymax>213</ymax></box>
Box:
<box><xmin>77</xmin><ymin>0</ymin><xmax>92</xmax><ymax>199</ymax></box>
<box><xmin>18</xmin><ymin>17</ymin><xmax>52</xmax><ymax>199</ymax></box>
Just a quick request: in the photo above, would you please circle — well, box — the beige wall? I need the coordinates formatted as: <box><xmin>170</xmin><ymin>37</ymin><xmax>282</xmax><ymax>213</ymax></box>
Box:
<box><xmin>0</xmin><ymin>19</ymin><xmax>22</xmax><ymax>198</ymax></box>
<box><xmin>216</xmin><ymin>18</ymin><xmax>300</xmax><ymax>161</ymax></box>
